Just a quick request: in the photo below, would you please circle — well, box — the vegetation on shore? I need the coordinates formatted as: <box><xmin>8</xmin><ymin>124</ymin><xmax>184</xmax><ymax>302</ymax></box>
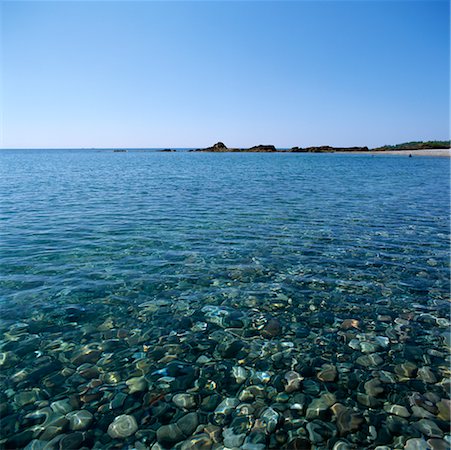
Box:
<box><xmin>372</xmin><ymin>141</ymin><xmax>450</xmax><ymax>151</ymax></box>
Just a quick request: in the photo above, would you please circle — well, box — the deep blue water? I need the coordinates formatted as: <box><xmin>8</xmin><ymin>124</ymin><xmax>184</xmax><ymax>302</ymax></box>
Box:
<box><xmin>0</xmin><ymin>150</ymin><xmax>450</xmax><ymax>449</ymax></box>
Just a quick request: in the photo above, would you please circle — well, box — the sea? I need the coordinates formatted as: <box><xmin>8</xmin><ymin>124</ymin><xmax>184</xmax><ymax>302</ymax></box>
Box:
<box><xmin>0</xmin><ymin>149</ymin><xmax>450</xmax><ymax>449</ymax></box>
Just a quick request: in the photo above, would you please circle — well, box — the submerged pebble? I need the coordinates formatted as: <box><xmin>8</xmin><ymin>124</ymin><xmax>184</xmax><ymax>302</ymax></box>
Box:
<box><xmin>107</xmin><ymin>414</ymin><xmax>138</xmax><ymax>439</ymax></box>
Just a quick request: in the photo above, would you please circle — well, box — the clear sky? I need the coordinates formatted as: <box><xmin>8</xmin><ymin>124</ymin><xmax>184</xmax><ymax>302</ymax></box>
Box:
<box><xmin>1</xmin><ymin>0</ymin><xmax>449</xmax><ymax>149</ymax></box>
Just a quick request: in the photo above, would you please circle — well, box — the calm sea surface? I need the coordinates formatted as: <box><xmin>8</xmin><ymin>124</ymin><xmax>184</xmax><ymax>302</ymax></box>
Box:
<box><xmin>0</xmin><ymin>150</ymin><xmax>450</xmax><ymax>449</ymax></box>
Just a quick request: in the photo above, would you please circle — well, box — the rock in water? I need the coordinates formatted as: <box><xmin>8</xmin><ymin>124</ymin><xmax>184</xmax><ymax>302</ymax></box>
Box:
<box><xmin>417</xmin><ymin>367</ymin><xmax>437</xmax><ymax>384</ymax></box>
<box><xmin>157</xmin><ymin>423</ymin><xmax>185</xmax><ymax>445</ymax></box>
<box><xmin>260</xmin><ymin>407</ymin><xmax>279</xmax><ymax>433</ymax></box>
<box><xmin>107</xmin><ymin>414</ymin><xmax>138</xmax><ymax>439</ymax></box>
<box><xmin>177</xmin><ymin>412</ymin><xmax>199</xmax><ymax>436</ymax></box>
<box><xmin>284</xmin><ymin>371</ymin><xmax>303</xmax><ymax>393</ymax></box>
<box><xmin>306</xmin><ymin>394</ymin><xmax>336</xmax><ymax>420</ymax></box>
<box><xmin>317</xmin><ymin>364</ymin><xmax>337</xmax><ymax>382</ymax></box>
<box><xmin>364</xmin><ymin>378</ymin><xmax>384</xmax><ymax>397</ymax></box>
<box><xmin>436</xmin><ymin>399</ymin><xmax>450</xmax><ymax>421</ymax></box>
<box><xmin>331</xmin><ymin>403</ymin><xmax>364</xmax><ymax>435</ymax></box>
<box><xmin>180</xmin><ymin>434</ymin><xmax>213</xmax><ymax>450</ymax></box>
<box><xmin>66</xmin><ymin>410</ymin><xmax>93</xmax><ymax>431</ymax></box>
<box><xmin>126</xmin><ymin>376</ymin><xmax>148</xmax><ymax>393</ymax></box>
<box><xmin>404</xmin><ymin>438</ymin><xmax>430</xmax><ymax>450</ymax></box>
<box><xmin>413</xmin><ymin>419</ymin><xmax>444</xmax><ymax>438</ymax></box>
<box><xmin>223</xmin><ymin>428</ymin><xmax>246</xmax><ymax>448</ymax></box>
<box><xmin>261</xmin><ymin>318</ymin><xmax>282</xmax><ymax>338</ymax></box>
<box><xmin>173</xmin><ymin>393</ymin><xmax>197</xmax><ymax>410</ymax></box>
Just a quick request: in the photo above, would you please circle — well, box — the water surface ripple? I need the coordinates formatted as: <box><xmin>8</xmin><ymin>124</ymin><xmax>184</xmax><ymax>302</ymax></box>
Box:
<box><xmin>0</xmin><ymin>150</ymin><xmax>449</xmax><ymax>449</ymax></box>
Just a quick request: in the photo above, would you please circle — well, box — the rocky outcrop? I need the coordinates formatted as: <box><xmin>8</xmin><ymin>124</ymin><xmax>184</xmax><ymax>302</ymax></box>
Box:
<box><xmin>247</xmin><ymin>145</ymin><xmax>277</xmax><ymax>152</ymax></box>
<box><xmin>193</xmin><ymin>142</ymin><xmax>232</xmax><ymax>152</ymax></box>
<box><xmin>289</xmin><ymin>146</ymin><xmax>369</xmax><ymax>153</ymax></box>
<box><xmin>211</xmin><ymin>142</ymin><xmax>227</xmax><ymax>150</ymax></box>
<box><xmin>193</xmin><ymin>142</ymin><xmax>277</xmax><ymax>152</ymax></box>
<box><xmin>192</xmin><ymin>142</ymin><xmax>371</xmax><ymax>153</ymax></box>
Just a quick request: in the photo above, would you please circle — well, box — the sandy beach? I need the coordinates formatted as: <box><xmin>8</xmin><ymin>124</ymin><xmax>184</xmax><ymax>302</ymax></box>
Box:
<box><xmin>338</xmin><ymin>148</ymin><xmax>451</xmax><ymax>157</ymax></box>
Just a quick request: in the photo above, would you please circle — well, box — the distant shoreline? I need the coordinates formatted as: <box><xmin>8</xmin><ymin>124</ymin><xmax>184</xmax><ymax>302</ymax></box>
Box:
<box><xmin>188</xmin><ymin>141</ymin><xmax>450</xmax><ymax>155</ymax></box>
<box><xmin>337</xmin><ymin>149</ymin><xmax>451</xmax><ymax>157</ymax></box>
<box><xmin>190</xmin><ymin>149</ymin><xmax>450</xmax><ymax>157</ymax></box>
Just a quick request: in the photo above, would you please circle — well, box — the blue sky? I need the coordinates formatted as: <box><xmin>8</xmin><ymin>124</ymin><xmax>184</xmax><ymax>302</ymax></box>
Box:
<box><xmin>1</xmin><ymin>0</ymin><xmax>449</xmax><ymax>148</ymax></box>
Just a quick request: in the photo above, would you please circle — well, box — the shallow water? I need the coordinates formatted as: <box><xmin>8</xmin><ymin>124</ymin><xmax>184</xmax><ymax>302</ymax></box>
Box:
<box><xmin>0</xmin><ymin>150</ymin><xmax>450</xmax><ymax>449</ymax></box>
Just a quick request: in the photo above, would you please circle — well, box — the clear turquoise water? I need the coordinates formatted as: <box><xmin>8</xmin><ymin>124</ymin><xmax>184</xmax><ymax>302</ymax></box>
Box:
<box><xmin>1</xmin><ymin>150</ymin><xmax>449</xmax><ymax>314</ymax></box>
<box><xmin>0</xmin><ymin>150</ymin><xmax>449</xmax><ymax>449</ymax></box>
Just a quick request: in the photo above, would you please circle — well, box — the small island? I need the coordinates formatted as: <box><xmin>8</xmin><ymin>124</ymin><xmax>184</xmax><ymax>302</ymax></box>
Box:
<box><xmin>190</xmin><ymin>140</ymin><xmax>450</xmax><ymax>153</ymax></box>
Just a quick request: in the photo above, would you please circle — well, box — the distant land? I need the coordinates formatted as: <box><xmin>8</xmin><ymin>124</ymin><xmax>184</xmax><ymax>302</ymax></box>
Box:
<box><xmin>186</xmin><ymin>140</ymin><xmax>451</xmax><ymax>153</ymax></box>
<box><xmin>372</xmin><ymin>141</ymin><xmax>451</xmax><ymax>151</ymax></box>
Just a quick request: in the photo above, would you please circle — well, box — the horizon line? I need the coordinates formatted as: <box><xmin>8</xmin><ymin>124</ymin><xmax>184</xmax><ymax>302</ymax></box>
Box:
<box><xmin>1</xmin><ymin>139</ymin><xmax>450</xmax><ymax>151</ymax></box>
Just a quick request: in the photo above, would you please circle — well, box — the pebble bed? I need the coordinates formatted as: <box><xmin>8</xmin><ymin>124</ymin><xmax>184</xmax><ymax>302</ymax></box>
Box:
<box><xmin>0</xmin><ymin>291</ymin><xmax>450</xmax><ymax>449</ymax></box>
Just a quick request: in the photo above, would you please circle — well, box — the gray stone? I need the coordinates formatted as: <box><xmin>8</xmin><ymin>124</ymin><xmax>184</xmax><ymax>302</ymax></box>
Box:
<box><xmin>232</xmin><ymin>366</ymin><xmax>248</xmax><ymax>384</ymax></box>
<box><xmin>332</xmin><ymin>441</ymin><xmax>352</xmax><ymax>450</ymax></box>
<box><xmin>242</xmin><ymin>444</ymin><xmax>266</xmax><ymax>450</ymax></box>
<box><xmin>364</xmin><ymin>378</ymin><xmax>384</xmax><ymax>397</ymax></box>
<box><xmin>126</xmin><ymin>376</ymin><xmax>148</xmax><ymax>393</ymax></box>
<box><xmin>214</xmin><ymin>397</ymin><xmax>239</xmax><ymax>424</ymax></box>
<box><xmin>223</xmin><ymin>427</ymin><xmax>246</xmax><ymax>447</ymax></box>
<box><xmin>306</xmin><ymin>394</ymin><xmax>336</xmax><ymax>420</ymax></box>
<box><xmin>239</xmin><ymin>386</ymin><xmax>265</xmax><ymax>401</ymax></box>
<box><xmin>357</xmin><ymin>393</ymin><xmax>382</xmax><ymax>408</ymax></box>
<box><xmin>427</xmin><ymin>438</ymin><xmax>450</xmax><ymax>450</ymax></box>
<box><xmin>404</xmin><ymin>438</ymin><xmax>430</xmax><ymax>450</ymax></box>
<box><xmin>66</xmin><ymin>410</ymin><xmax>93</xmax><ymax>431</ymax></box>
<box><xmin>38</xmin><ymin>413</ymin><xmax>68</xmax><ymax>441</ymax></box>
<box><xmin>58</xmin><ymin>432</ymin><xmax>85</xmax><ymax>449</ymax></box>
<box><xmin>24</xmin><ymin>440</ymin><xmax>47</xmax><ymax>450</ymax></box>
<box><xmin>260</xmin><ymin>407</ymin><xmax>279</xmax><ymax>433</ymax></box>
<box><xmin>110</xmin><ymin>392</ymin><xmax>128</xmax><ymax>409</ymax></box>
<box><xmin>378</xmin><ymin>371</ymin><xmax>397</xmax><ymax>384</ymax></box>
<box><xmin>417</xmin><ymin>367</ymin><xmax>437</xmax><ymax>384</ymax></box>
<box><xmin>356</xmin><ymin>354</ymin><xmax>383</xmax><ymax>367</ymax></box>
<box><xmin>306</xmin><ymin>420</ymin><xmax>335</xmax><ymax>444</ymax></box>
<box><xmin>180</xmin><ymin>434</ymin><xmax>213</xmax><ymax>450</ymax></box>
<box><xmin>384</xmin><ymin>404</ymin><xmax>410</xmax><ymax>418</ymax></box>
<box><xmin>173</xmin><ymin>393</ymin><xmax>197</xmax><ymax>410</ymax></box>
<box><xmin>177</xmin><ymin>412</ymin><xmax>199</xmax><ymax>436</ymax></box>
<box><xmin>157</xmin><ymin>423</ymin><xmax>185</xmax><ymax>445</ymax></box>
<box><xmin>360</xmin><ymin>342</ymin><xmax>380</xmax><ymax>354</ymax></box>
<box><xmin>317</xmin><ymin>364</ymin><xmax>337</xmax><ymax>382</ymax></box>
<box><xmin>411</xmin><ymin>405</ymin><xmax>436</xmax><ymax>419</ymax></box>
<box><xmin>107</xmin><ymin>414</ymin><xmax>138</xmax><ymax>439</ymax></box>
<box><xmin>243</xmin><ymin>430</ymin><xmax>267</xmax><ymax>450</ymax></box>
<box><xmin>50</xmin><ymin>399</ymin><xmax>73</xmax><ymax>415</ymax></box>
<box><xmin>14</xmin><ymin>390</ymin><xmax>39</xmax><ymax>407</ymax></box>
<box><xmin>413</xmin><ymin>419</ymin><xmax>444</xmax><ymax>438</ymax></box>
<box><xmin>284</xmin><ymin>371</ymin><xmax>303</xmax><ymax>393</ymax></box>
<box><xmin>394</xmin><ymin>362</ymin><xmax>417</xmax><ymax>378</ymax></box>
<box><xmin>0</xmin><ymin>351</ymin><xmax>19</xmax><ymax>369</ymax></box>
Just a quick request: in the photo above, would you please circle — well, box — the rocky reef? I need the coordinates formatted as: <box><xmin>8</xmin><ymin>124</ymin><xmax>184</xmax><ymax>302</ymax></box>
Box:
<box><xmin>192</xmin><ymin>143</ymin><xmax>277</xmax><ymax>152</ymax></box>
<box><xmin>166</xmin><ymin>141</ymin><xmax>448</xmax><ymax>153</ymax></box>
<box><xmin>192</xmin><ymin>143</ymin><xmax>370</xmax><ymax>153</ymax></box>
